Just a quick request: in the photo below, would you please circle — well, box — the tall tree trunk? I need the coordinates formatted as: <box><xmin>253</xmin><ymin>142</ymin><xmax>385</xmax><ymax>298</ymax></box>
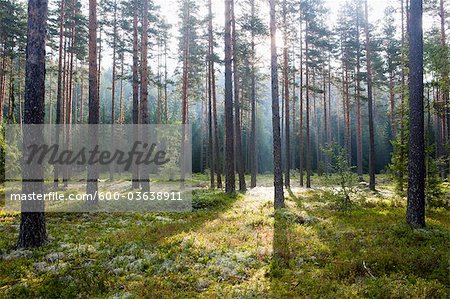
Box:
<box><xmin>407</xmin><ymin>0</ymin><xmax>425</xmax><ymax>228</ymax></box>
<box><xmin>224</xmin><ymin>0</ymin><xmax>235</xmax><ymax>193</ymax></box>
<box><xmin>439</xmin><ymin>0</ymin><xmax>450</xmax><ymax>175</ymax></box>
<box><xmin>299</xmin><ymin>18</ymin><xmax>304</xmax><ymax>187</ymax></box>
<box><xmin>140</xmin><ymin>0</ymin><xmax>150</xmax><ymax>191</ymax></box>
<box><xmin>250</xmin><ymin>12</ymin><xmax>257</xmax><ymax>187</ymax></box>
<box><xmin>356</xmin><ymin>12</ymin><xmax>363</xmax><ymax>181</ymax></box>
<box><xmin>54</xmin><ymin>0</ymin><xmax>65</xmax><ymax>187</ymax></box>
<box><xmin>345</xmin><ymin>64</ymin><xmax>351</xmax><ymax>165</ymax></box>
<box><xmin>207</xmin><ymin>0</ymin><xmax>215</xmax><ymax>188</ymax></box>
<box><xmin>18</xmin><ymin>0</ymin><xmax>49</xmax><ymax>248</ymax></box>
<box><xmin>399</xmin><ymin>0</ymin><xmax>406</xmax><ymax>192</ymax></box>
<box><xmin>0</xmin><ymin>53</ymin><xmax>5</xmax><ymax>124</ymax></box>
<box><xmin>231</xmin><ymin>0</ymin><xmax>246</xmax><ymax>191</ymax></box>
<box><xmin>270</xmin><ymin>0</ymin><xmax>284</xmax><ymax>207</ymax></box>
<box><xmin>305</xmin><ymin>20</ymin><xmax>311</xmax><ymax>188</ymax></box>
<box><xmin>109</xmin><ymin>0</ymin><xmax>117</xmax><ymax>182</ymax></box>
<box><xmin>283</xmin><ymin>0</ymin><xmax>290</xmax><ymax>188</ymax></box>
<box><xmin>86</xmin><ymin>0</ymin><xmax>99</xmax><ymax>197</ymax></box>
<box><xmin>364</xmin><ymin>0</ymin><xmax>376</xmax><ymax>191</ymax></box>
<box><xmin>119</xmin><ymin>52</ymin><xmax>124</xmax><ymax>124</ymax></box>
<box><xmin>164</xmin><ymin>38</ymin><xmax>168</xmax><ymax>123</ymax></box>
<box><xmin>132</xmin><ymin>0</ymin><xmax>139</xmax><ymax>188</ymax></box>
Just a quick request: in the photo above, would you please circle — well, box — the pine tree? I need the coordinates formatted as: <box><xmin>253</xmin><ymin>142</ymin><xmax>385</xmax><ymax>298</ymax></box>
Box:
<box><xmin>224</xmin><ymin>0</ymin><xmax>235</xmax><ymax>193</ymax></box>
<box><xmin>86</xmin><ymin>0</ymin><xmax>99</xmax><ymax>198</ymax></box>
<box><xmin>407</xmin><ymin>0</ymin><xmax>425</xmax><ymax>228</ymax></box>
<box><xmin>17</xmin><ymin>0</ymin><xmax>49</xmax><ymax>248</ymax></box>
<box><xmin>270</xmin><ymin>0</ymin><xmax>284</xmax><ymax>208</ymax></box>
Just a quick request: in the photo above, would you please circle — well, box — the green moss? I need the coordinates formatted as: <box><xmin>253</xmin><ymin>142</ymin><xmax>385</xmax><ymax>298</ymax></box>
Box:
<box><xmin>0</xmin><ymin>181</ymin><xmax>449</xmax><ymax>298</ymax></box>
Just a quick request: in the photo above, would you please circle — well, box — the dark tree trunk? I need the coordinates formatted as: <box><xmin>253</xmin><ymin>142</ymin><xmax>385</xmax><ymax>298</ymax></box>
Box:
<box><xmin>224</xmin><ymin>0</ymin><xmax>235</xmax><ymax>193</ymax></box>
<box><xmin>439</xmin><ymin>0</ymin><xmax>450</xmax><ymax>174</ymax></box>
<box><xmin>132</xmin><ymin>0</ymin><xmax>139</xmax><ymax>189</ymax></box>
<box><xmin>208</xmin><ymin>0</ymin><xmax>215</xmax><ymax>188</ymax></box>
<box><xmin>364</xmin><ymin>0</ymin><xmax>376</xmax><ymax>191</ymax></box>
<box><xmin>299</xmin><ymin>18</ymin><xmax>304</xmax><ymax>187</ymax></box>
<box><xmin>283</xmin><ymin>0</ymin><xmax>290</xmax><ymax>188</ymax></box>
<box><xmin>86</xmin><ymin>0</ymin><xmax>99</xmax><ymax>197</ymax></box>
<box><xmin>53</xmin><ymin>0</ymin><xmax>65</xmax><ymax>188</ymax></box>
<box><xmin>17</xmin><ymin>0</ymin><xmax>49</xmax><ymax>248</ymax></box>
<box><xmin>231</xmin><ymin>0</ymin><xmax>246</xmax><ymax>191</ymax></box>
<box><xmin>407</xmin><ymin>0</ymin><xmax>425</xmax><ymax>228</ymax></box>
<box><xmin>270</xmin><ymin>0</ymin><xmax>284</xmax><ymax>208</ymax></box>
<box><xmin>140</xmin><ymin>0</ymin><xmax>150</xmax><ymax>192</ymax></box>
<box><xmin>305</xmin><ymin>20</ymin><xmax>311</xmax><ymax>188</ymax></box>
<box><xmin>356</xmin><ymin>12</ymin><xmax>363</xmax><ymax>181</ymax></box>
<box><xmin>250</xmin><ymin>0</ymin><xmax>257</xmax><ymax>188</ymax></box>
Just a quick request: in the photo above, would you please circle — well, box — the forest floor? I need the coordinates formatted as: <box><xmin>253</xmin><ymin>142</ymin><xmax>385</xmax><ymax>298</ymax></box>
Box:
<box><xmin>0</xmin><ymin>174</ymin><xmax>449</xmax><ymax>298</ymax></box>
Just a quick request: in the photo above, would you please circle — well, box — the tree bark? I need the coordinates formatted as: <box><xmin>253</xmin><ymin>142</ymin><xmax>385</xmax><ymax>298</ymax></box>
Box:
<box><xmin>231</xmin><ymin>0</ymin><xmax>246</xmax><ymax>191</ymax></box>
<box><xmin>364</xmin><ymin>0</ymin><xmax>376</xmax><ymax>191</ymax></box>
<box><xmin>407</xmin><ymin>0</ymin><xmax>425</xmax><ymax>228</ymax></box>
<box><xmin>86</xmin><ymin>0</ymin><xmax>99</xmax><ymax>198</ymax></box>
<box><xmin>140</xmin><ymin>0</ymin><xmax>150</xmax><ymax>191</ymax></box>
<box><xmin>283</xmin><ymin>0</ymin><xmax>290</xmax><ymax>188</ymax></box>
<box><xmin>270</xmin><ymin>0</ymin><xmax>284</xmax><ymax>207</ymax></box>
<box><xmin>17</xmin><ymin>0</ymin><xmax>49</xmax><ymax>248</ymax></box>
<box><xmin>224</xmin><ymin>0</ymin><xmax>235</xmax><ymax>193</ymax></box>
<box><xmin>132</xmin><ymin>0</ymin><xmax>139</xmax><ymax>188</ymax></box>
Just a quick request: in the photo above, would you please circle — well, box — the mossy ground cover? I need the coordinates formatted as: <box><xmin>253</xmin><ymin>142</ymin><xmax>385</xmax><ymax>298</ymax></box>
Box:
<box><xmin>0</xmin><ymin>175</ymin><xmax>449</xmax><ymax>298</ymax></box>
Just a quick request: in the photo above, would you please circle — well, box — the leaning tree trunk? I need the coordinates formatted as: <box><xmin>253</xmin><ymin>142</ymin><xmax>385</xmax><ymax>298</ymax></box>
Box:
<box><xmin>270</xmin><ymin>0</ymin><xmax>284</xmax><ymax>208</ymax></box>
<box><xmin>407</xmin><ymin>0</ymin><xmax>425</xmax><ymax>228</ymax></box>
<box><xmin>17</xmin><ymin>0</ymin><xmax>49</xmax><ymax>248</ymax></box>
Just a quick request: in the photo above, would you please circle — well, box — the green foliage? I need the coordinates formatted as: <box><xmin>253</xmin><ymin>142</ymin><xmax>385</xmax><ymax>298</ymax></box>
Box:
<box><xmin>389</xmin><ymin>134</ymin><xmax>408</xmax><ymax>196</ymax></box>
<box><xmin>322</xmin><ymin>143</ymin><xmax>359</xmax><ymax>212</ymax></box>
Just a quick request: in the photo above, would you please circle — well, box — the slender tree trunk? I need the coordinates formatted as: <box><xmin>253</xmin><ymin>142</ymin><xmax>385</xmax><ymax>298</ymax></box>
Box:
<box><xmin>0</xmin><ymin>53</ymin><xmax>5</xmax><ymax>124</ymax></box>
<box><xmin>270</xmin><ymin>0</ymin><xmax>284</xmax><ymax>207</ymax></box>
<box><xmin>140</xmin><ymin>0</ymin><xmax>150</xmax><ymax>191</ymax></box>
<box><xmin>224</xmin><ymin>0</ymin><xmax>235</xmax><ymax>193</ymax></box>
<box><xmin>86</xmin><ymin>0</ymin><xmax>99</xmax><ymax>197</ymax></box>
<box><xmin>207</xmin><ymin>0</ymin><xmax>215</xmax><ymax>188</ymax></box>
<box><xmin>231</xmin><ymin>0</ymin><xmax>246</xmax><ymax>191</ymax></box>
<box><xmin>18</xmin><ymin>0</ymin><xmax>49</xmax><ymax>248</ymax></box>
<box><xmin>283</xmin><ymin>0</ymin><xmax>290</xmax><ymax>188</ymax></box>
<box><xmin>356</xmin><ymin>13</ymin><xmax>363</xmax><ymax>180</ymax></box>
<box><xmin>364</xmin><ymin>0</ymin><xmax>376</xmax><ymax>191</ymax></box>
<box><xmin>345</xmin><ymin>64</ymin><xmax>351</xmax><ymax>165</ymax></box>
<box><xmin>249</xmin><ymin>0</ymin><xmax>257</xmax><ymax>188</ymax></box>
<box><xmin>299</xmin><ymin>18</ymin><xmax>304</xmax><ymax>187</ymax></box>
<box><xmin>399</xmin><ymin>0</ymin><xmax>406</xmax><ymax>192</ymax></box>
<box><xmin>305</xmin><ymin>20</ymin><xmax>311</xmax><ymax>188</ymax></box>
<box><xmin>439</xmin><ymin>0</ymin><xmax>450</xmax><ymax>175</ymax></box>
<box><xmin>407</xmin><ymin>0</ymin><xmax>425</xmax><ymax>228</ymax></box>
<box><xmin>164</xmin><ymin>39</ymin><xmax>168</xmax><ymax>123</ymax></box>
<box><xmin>119</xmin><ymin>52</ymin><xmax>124</xmax><ymax>124</ymax></box>
<box><xmin>53</xmin><ymin>0</ymin><xmax>65</xmax><ymax>188</ymax></box>
<box><xmin>132</xmin><ymin>0</ymin><xmax>139</xmax><ymax>188</ymax></box>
